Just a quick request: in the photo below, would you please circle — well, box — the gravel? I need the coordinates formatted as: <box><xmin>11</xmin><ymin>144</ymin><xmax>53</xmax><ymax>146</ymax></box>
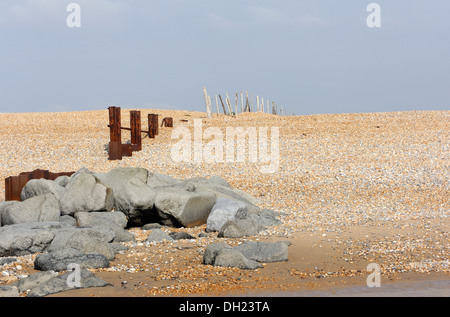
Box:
<box><xmin>0</xmin><ymin>109</ymin><xmax>448</xmax><ymax>295</ymax></box>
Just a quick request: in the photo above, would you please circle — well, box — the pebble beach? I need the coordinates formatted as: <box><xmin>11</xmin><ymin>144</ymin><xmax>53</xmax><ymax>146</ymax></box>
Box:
<box><xmin>0</xmin><ymin>109</ymin><xmax>449</xmax><ymax>296</ymax></box>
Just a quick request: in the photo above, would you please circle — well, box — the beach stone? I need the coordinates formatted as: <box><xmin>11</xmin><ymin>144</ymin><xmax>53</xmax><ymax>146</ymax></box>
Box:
<box><xmin>0</xmin><ymin>222</ymin><xmax>70</xmax><ymax>257</ymax></box>
<box><xmin>59</xmin><ymin>215</ymin><xmax>77</xmax><ymax>226</ymax></box>
<box><xmin>218</xmin><ymin>218</ymin><xmax>266</xmax><ymax>238</ymax></box>
<box><xmin>169</xmin><ymin>231</ymin><xmax>196</xmax><ymax>240</ymax></box>
<box><xmin>141</xmin><ymin>223</ymin><xmax>162</xmax><ymax>230</ymax></box>
<box><xmin>54</xmin><ymin>175</ymin><xmax>70</xmax><ymax>187</ymax></box>
<box><xmin>94</xmin><ymin>167</ymin><xmax>157</xmax><ymax>226</ymax></box>
<box><xmin>0</xmin><ymin>285</ymin><xmax>19</xmax><ymax>297</ymax></box>
<box><xmin>12</xmin><ymin>271</ymin><xmax>57</xmax><ymax>292</ymax></box>
<box><xmin>60</xmin><ymin>174</ymin><xmax>113</xmax><ymax>216</ymax></box>
<box><xmin>0</xmin><ymin>201</ymin><xmax>20</xmax><ymax>226</ymax></box>
<box><xmin>34</xmin><ymin>248</ymin><xmax>110</xmax><ymax>272</ymax></box>
<box><xmin>1</xmin><ymin>194</ymin><xmax>60</xmax><ymax>226</ymax></box>
<box><xmin>233</xmin><ymin>241</ymin><xmax>289</xmax><ymax>262</ymax></box>
<box><xmin>20</xmin><ymin>179</ymin><xmax>65</xmax><ymax>201</ymax></box>
<box><xmin>0</xmin><ymin>257</ymin><xmax>16</xmax><ymax>266</ymax></box>
<box><xmin>181</xmin><ymin>178</ymin><xmax>259</xmax><ymax>206</ymax></box>
<box><xmin>70</xmin><ymin>167</ymin><xmax>93</xmax><ymax>179</ymax></box>
<box><xmin>248</xmin><ymin>209</ymin><xmax>283</xmax><ymax>227</ymax></box>
<box><xmin>27</xmin><ymin>268</ymin><xmax>111</xmax><ymax>297</ymax></box>
<box><xmin>74</xmin><ymin>211</ymin><xmax>134</xmax><ymax>242</ymax></box>
<box><xmin>206</xmin><ymin>198</ymin><xmax>255</xmax><ymax>232</ymax></box>
<box><xmin>154</xmin><ymin>187</ymin><xmax>216</xmax><ymax>227</ymax></box>
<box><xmin>110</xmin><ymin>242</ymin><xmax>128</xmax><ymax>253</ymax></box>
<box><xmin>47</xmin><ymin>227</ymin><xmax>116</xmax><ymax>260</ymax></box>
<box><xmin>74</xmin><ymin>211</ymin><xmax>128</xmax><ymax>229</ymax></box>
<box><xmin>203</xmin><ymin>242</ymin><xmax>232</xmax><ymax>265</ymax></box>
<box><xmin>144</xmin><ymin>229</ymin><xmax>174</xmax><ymax>243</ymax></box>
<box><xmin>213</xmin><ymin>249</ymin><xmax>262</xmax><ymax>270</ymax></box>
<box><xmin>146</xmin><ymin>172</ymin><xmax>181</xmax><ymax>189</ymax></box>
<box><xmin>207</xmin><ymin>176</ymin><xmax>231</xmax><ymax>188</ymax></box>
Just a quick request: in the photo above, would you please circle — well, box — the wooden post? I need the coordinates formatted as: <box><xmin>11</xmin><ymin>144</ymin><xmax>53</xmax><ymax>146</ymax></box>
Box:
<box><xmin>226</xmin><ymin>93</ymin><xmax>232</xmax><ymax>115</ymax></box>
<box><xmin>256</xmin><ymin>96</ymin><xmax>259</xmax><ymax>112</ymax></box>
<box><xmin>130</xmin><ymin>110</ymin><xmax>142</xmax><ymax>151</ymax></box>
<box><xmin>215</xmin><ymin>94</ymin><xmax>219</xmax><ymax>115</ymax></box>
<box><xmin>148</xmin><ymin>114</ymin><xmax>153</xmax><ymax>138</ymax></box>
<box><xmin>240</xmin><ymin>92</ymin><xmax>244</xmax><ymax>113</ymax></box>
<box><xmin>218</xmin><ymin>95</ymin><xmax>227</xmax><ymax>115</ymax></box>
<box><xmin>244</xmin><ymin>91</ymin><xmax>250</xmax><ymax>112</ymax></box>
<box><xmin>203</xmin><ymin>87</ymin><xmax>212</xmax><ymax>118</ymax></box>
<box><xmin>108</xmin><ymin>106</ymin><xmax>121</xmax><ymax>143</ymax></box>
<box><xmin>148</xmin><ymin>113</ymin><xmax>158</xmax><ymax>138</ymax></box>
<box><xmin>235</xmin><ymin>92</ymin><xmax>238</xmax><ymax>115</ymax></box>
<box><xmin>161</xmin><ymin>117</ymin><xmax>173</xmax><ymax>127</ymax></box>
<box><xmin>108</xmin><ymin>106</ymin><xmax>122</xmax><ymax>160</ymax></box>
<box><xmin>261</xmin><ymin>97</ymin><xmax>264</xmax><ymax>113</ymax></box>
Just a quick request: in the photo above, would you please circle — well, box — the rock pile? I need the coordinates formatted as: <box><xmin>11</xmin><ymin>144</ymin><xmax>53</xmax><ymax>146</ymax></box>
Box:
<box><xmin>0</xmin><ymin>167</ymin><xmax>287</xmax><ymax>297</ymax></box>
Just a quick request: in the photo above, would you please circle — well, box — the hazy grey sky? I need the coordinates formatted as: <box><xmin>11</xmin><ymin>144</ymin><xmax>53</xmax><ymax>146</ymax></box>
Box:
<box><xmin>1</xmin><ymin>0</ymin><xmax>449</xmax><ymax>115</ymax></box>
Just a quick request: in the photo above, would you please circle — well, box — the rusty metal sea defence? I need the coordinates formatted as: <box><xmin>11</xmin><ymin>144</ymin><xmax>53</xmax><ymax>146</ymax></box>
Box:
<box><xmin>5</xmin><ymin>169</ymin><xmax>75</xmax><ymax>201</ymax></box>
<box><xmin>108</xmin><ymin>106</ymin><xmax>171</xmax><ymax>160</ymax></box>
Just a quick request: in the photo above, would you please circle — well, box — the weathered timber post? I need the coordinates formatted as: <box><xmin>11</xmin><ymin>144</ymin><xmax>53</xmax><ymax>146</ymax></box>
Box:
<box><xmin>215</xmin><ymin>95</ymin><xmax>219</xmax><ymax>115</ymax></box>
<box><xmin>203</xmin><ymin>87</ymin><xmax>212</xmax><ymax>118</ymax></box>
<box><xmin>218</xmin><ymin>95</ymin><xmax>227</xmax><ymax>115</ymax></box>
<box><xmin>108</xmin><ymin>106</ymin><xmax>122</xmax><ymax>160</ymax></box>
<box><xmin>225</xmin><ymin>93</ymin><xmax>232</xmax><ymax>115</ymax></box>
<box><xmin>148</xmin><ymin>113</ymin><xmax>159</xmax><ymax>138</ymax></box>
<box><xmin>161</xmin><ymin>117</ymin><xmax>173</xmax><ymax>127</ymax></box>
<box><xmin>130</xmin><ymin>110</ymin><xmax>142</xmax><ymax>151</ymax></box>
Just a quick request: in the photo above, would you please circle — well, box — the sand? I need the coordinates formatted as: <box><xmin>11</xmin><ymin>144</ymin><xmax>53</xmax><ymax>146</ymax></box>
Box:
<box><xmin>0</xmin><ymin>109</ymin><xmax>448</xmax><ymax>296</ymax></box>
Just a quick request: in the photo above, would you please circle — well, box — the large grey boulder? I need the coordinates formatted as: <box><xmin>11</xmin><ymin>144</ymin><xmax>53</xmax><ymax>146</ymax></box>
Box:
<box><xmin>0</xmin><ymin>201</ymin><xmax>19</xmax><ymax>226</ymax></box>
<box><xmin>206</xmin><ymin>198</ymin><xmax>258</xmax><ymax>232</ymax></box>
<box><xmin>233</xmin><ymin>241</ymin><xmax>289</xmax><ymax>263</ymax></box>
<box><xmin>12</xmin><ymin>271</ymin><xmax>57</xmax><ymax>293</ymax></box>
<box><xmin>60</xmin><ymin>174</ymin><xmax>113</xmax><ymax>215</ymax></box>
<box><xmin>218</xmin><ymin>218</ymin><xmax>266</xmax><ymax>238</ymax></box>
<box><xmin>146</xmin><ymin>172</ymin><xmax>181</xmax><ymax>189</ymax></box>
<box><xmin>207</xmin><ymin>176</ymin><xmax>231</xmax><ymax>188</ymax></box>
<box><xmin>0</xmin><ymin>222</ymin><xmax>70</xmax><ymax>257</ymax></box>
<box><xmin>27</xmin><ymin>269</ymin><xmax>111</xmax><ymax>297</ymax></box>
<box><xmin>213</xmin><ymin>249</ymin><xmax>262</xmax><ymax>270</ymax></box>
<box><xmin>203</xmin><ymin>242</ymin><xmax>232</xmax><ymax>265</ymax></box>
<box><xmin>1</xmin><ymin>194</ymin><xmax>61</xmax><ymax>226</ymax></box>
<box><xmin>74</xmin><ymin>211</ymin><xmax>134</xmax><ymax>242</ymax></box>
<box><xmin>203</xmin><ymin>241</ymin><xmax>289</xmax><ymax>270</ymax></box>
<box><xmin>0</xmin><ymin>286</ymin><xmax>19</xmax><ymax>297</ymax></box>
<box><xmin>47</xmin><ymin>227</ymin><xmax>116</xmax><ymax>260</ymax></box>
<box><xmin>59</xmin><ymin>215</ymin><xmax>77</xmax><ymax>226</ymax></box>
<box><xmin>34</xmin><ymin>248</ymin><xmax>110</xmax><ymax>272</ymax></box>
<box><xmin>74</xmin><ymin>211</ymin><xmax>127</xmax><ymax>229</ymax></box>
<box><xmin>94</xmin><ymin>167</ymin><xmax>157</xmax><ymax>226</ymax></box>
<box><xmin>144</xmin><ymin>229</ymin><xmax>174</xmax><ymax>243</ymax></box>
<box><xmin>20</xmin><ymin>179</ymin><xmax>65</xmax><ymax>201</ymax></box>
<box><xmin>154</xmin><ymin>187</ymin><xmax>216</xmax><ymax>227</ymax></box>
<box><xmin>54</xmin><ymin>175</ymin><xmax>70</xmax><ymax>187</ymax></box>
<box><xmin>247</xmin><ymin>209</ymin><xmax>283</xmax><ymax>227</ymax></box>
<box><xmin>179</xmin><ymin>178</ymin><xmax>259</xmax><ymax>206</ymax></box>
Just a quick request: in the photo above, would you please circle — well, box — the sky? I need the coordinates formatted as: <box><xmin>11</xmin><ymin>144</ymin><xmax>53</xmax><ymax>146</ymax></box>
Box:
<box><xmin>0</xmin><ymin>0</ymin><xmax>449</xmax><ymax>115</ymax></box>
